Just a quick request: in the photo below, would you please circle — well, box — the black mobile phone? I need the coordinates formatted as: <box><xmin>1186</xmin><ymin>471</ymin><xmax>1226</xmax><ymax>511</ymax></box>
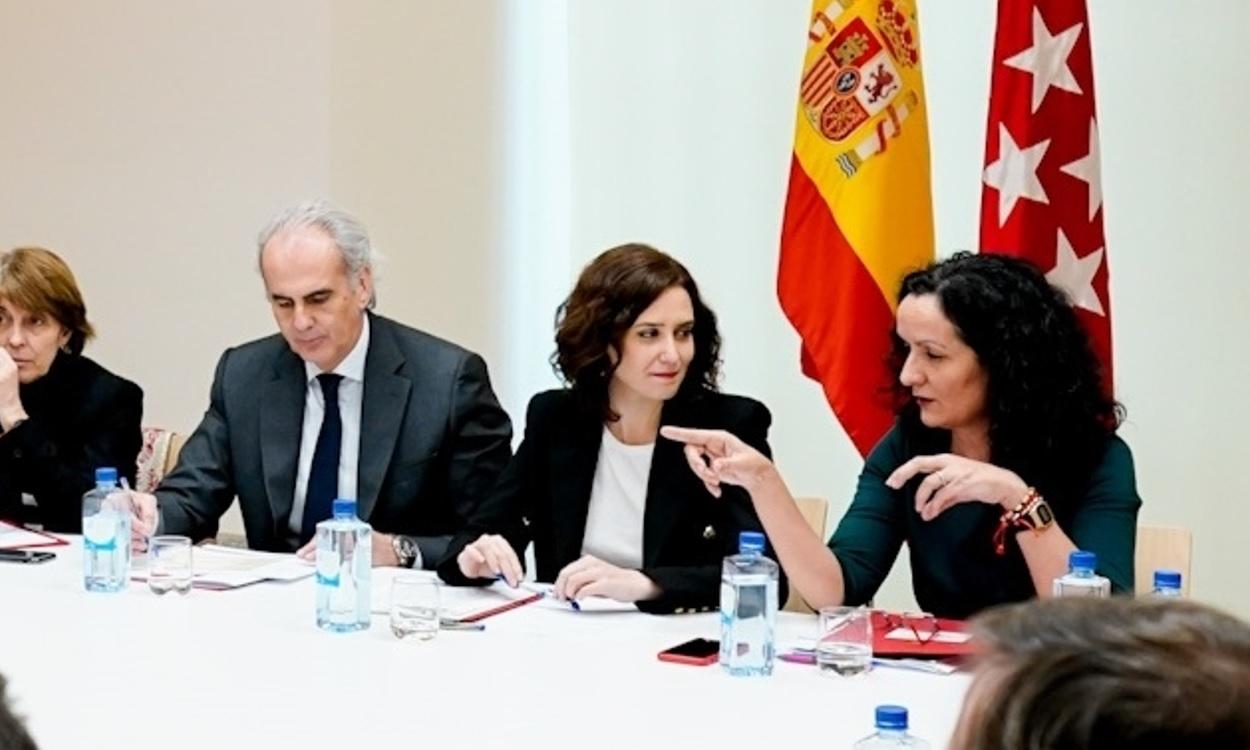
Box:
<box><xmin>0</xmin><ymin>549</ymin><xmax>56</xmax><ymax>564</ymax></box>
<box><xmin>657</xmin><ymin>637</ymin><xmax>720</xmax><ymax>666</ymax></box>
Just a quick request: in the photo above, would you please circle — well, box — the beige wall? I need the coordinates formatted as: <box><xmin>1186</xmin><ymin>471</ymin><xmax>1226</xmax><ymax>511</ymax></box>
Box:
<box><xmin>1</xmin><ymin>0</ymin><xmax>510</xmax><ymax>428</ymax></box>
<box><xmin>328</xmin><ymin>1</ymin><xmax>508</xmax><ymax>367</ymax></box>
<box><xmin>1</xmin><ymin>1</ymin><xmax>507</xmax><ymax>535</ymax></box>
<box><xmin>0</xmin><ymin>0</ymin><xmax>333</xmax><ymax>435</ymax></box>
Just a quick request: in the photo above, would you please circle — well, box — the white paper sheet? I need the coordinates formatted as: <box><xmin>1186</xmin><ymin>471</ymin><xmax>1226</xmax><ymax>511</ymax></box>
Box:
<box><xmin>131</xmin><ymin>544</ymin><xmax>313</xmax><ymax>589</ymax></box>
<box><xmin>0</xmin><ymin>520</ymin><xmax>64</xmax><ymax>550</ymax></box>
<box><xmin>369</xmin><ymin>571</ymin><xmax>637</xmax><ymax>620</ymax></box>
<box><xmin>883</xmin><ymin>627</ymin><xmax>972</xmax><ymax>644</ymax></box>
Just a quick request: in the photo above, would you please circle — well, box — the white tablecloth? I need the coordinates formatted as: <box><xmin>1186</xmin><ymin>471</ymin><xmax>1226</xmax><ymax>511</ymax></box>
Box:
<box><xmin>1</xmin><ymin>541</ymin><xmax>970</xmax><ymax>748</ymax></box>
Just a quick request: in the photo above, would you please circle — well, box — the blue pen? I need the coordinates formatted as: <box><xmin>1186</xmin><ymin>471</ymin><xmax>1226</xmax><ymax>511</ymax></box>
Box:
<box><xmin>495</xmin><ymin>575</ymin><xmax>580</xmax><ymax>609</ymax></box>
<box><xmin>493</xmin><ymin>574</ymin><xmax>549</xmax><ymax>596</ymax></box>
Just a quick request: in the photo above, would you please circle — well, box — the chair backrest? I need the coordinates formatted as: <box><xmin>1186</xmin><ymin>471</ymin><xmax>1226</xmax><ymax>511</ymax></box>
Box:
<box><xmin>783</xmin><ymin>496</ymin><xmax>830</xmax><ymax>614</ymax></box>
<box><xmin>135</xmin><ymin>427</ymin><xmax>186</xmax><ymax>494</ymax></box>
<box><xmin>1134</xmin><ymin>525</ymin><xmax>1193</xmax><ymax>597</ymax></box>
<box><xmin>163</xmin><ymin>432</ymin><xmax>187</xmax><ymax>476</ymax></box>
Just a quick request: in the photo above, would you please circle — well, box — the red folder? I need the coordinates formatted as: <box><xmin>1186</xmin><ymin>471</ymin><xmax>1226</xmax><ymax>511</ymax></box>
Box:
<box><xmin>870</xmin><ymin>611</ymin><xmax>976</xmax><ymax>659</ymax></box>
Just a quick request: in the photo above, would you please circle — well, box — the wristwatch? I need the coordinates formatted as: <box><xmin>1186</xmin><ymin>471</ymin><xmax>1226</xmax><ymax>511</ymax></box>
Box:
<box><xmin>391</xmin><ymin>535</ymin><xmax>422</xmax><ymax>569</ymax></box>
<box><xmin>993</xmin><ymin>487</ymin><xmax>1055</xmax><ymax>556</ymax></box>
<box><xmin>1015</xmin><ymin>496</ymin><xmax>1055</xmax><ymax>531</ymax></box>
<box><xmin>1011</xmin><ymin>487</ymin><xmax>1055</xmax><ymax>532</ymax></box>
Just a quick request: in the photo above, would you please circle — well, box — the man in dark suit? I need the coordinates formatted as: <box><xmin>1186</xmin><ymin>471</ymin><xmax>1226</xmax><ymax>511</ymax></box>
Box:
<box><xmin>128</xmin><ymin>200</ymin><xmax>512</xmax><ymax>568</ymax></box>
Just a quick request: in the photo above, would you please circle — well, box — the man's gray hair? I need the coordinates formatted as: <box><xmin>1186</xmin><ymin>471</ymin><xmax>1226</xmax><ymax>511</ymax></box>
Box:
<box><xmin>257</xmin><ymin>199</ymin><xmax>378</xmax><ymax>309</ymax></box>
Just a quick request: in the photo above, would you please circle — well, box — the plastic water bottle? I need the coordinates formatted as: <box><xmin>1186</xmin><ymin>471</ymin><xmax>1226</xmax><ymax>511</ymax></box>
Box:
<box><xmin>1052</xmin><ymin>550</ymin><xmax>1110</xmax><ymax>598</ymax></box>
<box><xmin>719</xmin><ymin>531</ymin><xmax>778</xmax><ymax>676</ymax></box>
<box><xmin>81</xmin><ymin>467</ymin><xmax>131</xmax><ymax>592</ymax></box>
<box><xmin>853</xmin><ymin>705</ymin><xmax>930</xmax><ymax>749</ymax></box>
<box><xmin>1152</xmin><ymin>569</ymin><xmax>1183</xmax><ymax>598</ymax></box>
<box><xmin>315</xmin><ymin>498</ymin><xmax>372</xmax><ymax>632</ymax></box>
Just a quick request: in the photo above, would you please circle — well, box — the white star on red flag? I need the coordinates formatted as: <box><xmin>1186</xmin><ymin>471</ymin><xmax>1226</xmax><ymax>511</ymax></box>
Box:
<box><xmin>979</xmin><ymin>0</ymin><xmax>1114</xmax><ymax>392</ymax></box>
<box><xmin>1059</xmin><ymin>117</ymin><xmax>1104</xmax><ymax>221</ymax></box>
<box><xmin>1003</xmin><ymin>8</ymin><xmax>1084</xmax><ymax>113</ymax></box>
<box><xmin>1046</xmin><ymin>230</ymin><xmax>1105</xmax><ymax>316</ymax></box>
<box><xmin>983</xmin><ymin>123</ymin><xmax>1051</xmax><ymax>227</ymax></box>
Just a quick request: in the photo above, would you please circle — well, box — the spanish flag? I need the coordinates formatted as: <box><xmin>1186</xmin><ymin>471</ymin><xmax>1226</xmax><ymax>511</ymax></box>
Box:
<box><xmin>778</xmin><ymin>0</ymin><xmax>935</xmax><ymax>456</ymax></box>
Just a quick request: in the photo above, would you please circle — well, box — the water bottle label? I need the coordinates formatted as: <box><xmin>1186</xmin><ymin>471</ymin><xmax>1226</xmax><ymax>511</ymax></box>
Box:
<box><xmin>83</xmin><ymin>512</ymin><xmax>118</xmax><ymax>551</ymax></box>
<box><xmin>315</xmin><ymin>548</ymin><xmax>340</xmax><ymax>588</ymax></box>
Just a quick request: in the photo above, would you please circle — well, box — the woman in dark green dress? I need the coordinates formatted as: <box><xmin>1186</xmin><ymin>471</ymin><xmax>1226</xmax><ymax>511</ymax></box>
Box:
<box><xmin>664</xmin><ymin>252</ymin><xmax>1140</xmax><ymax>619</ymax></box>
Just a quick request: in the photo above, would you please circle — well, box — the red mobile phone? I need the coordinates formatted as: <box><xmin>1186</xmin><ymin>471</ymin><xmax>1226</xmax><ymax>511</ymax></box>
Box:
<box><xmin>657</xmin><ymin>638</ymin><xmax>720</xmax><ymax>666</ymax></box>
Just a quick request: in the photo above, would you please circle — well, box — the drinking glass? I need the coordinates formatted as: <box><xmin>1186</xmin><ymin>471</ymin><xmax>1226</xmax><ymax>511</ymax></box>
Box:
<box><xmin>390</xmin><ymin>575</ymin><xmax>440</xmax><ymax>641</ymax></box>
<box><xmin>816</xmin><ymin>606</ymin><xmax>873</xmax><ymax>676</ymax></box>
<box><xmin>147</xmin><ymin>535</ymin><xmax>193</xmax><ymax>595</ymax></box>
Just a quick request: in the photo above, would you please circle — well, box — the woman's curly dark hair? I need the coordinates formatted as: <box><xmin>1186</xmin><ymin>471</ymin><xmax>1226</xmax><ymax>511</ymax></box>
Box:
<box><xmin>892</xmin><ymin>252</ymin><xmax>1123</xmax><ymax>505</ymax></box>
<box><xmin>553</xmin><ymin>243</ymin><xmax>721</xmax><ymax>421</ymax></box>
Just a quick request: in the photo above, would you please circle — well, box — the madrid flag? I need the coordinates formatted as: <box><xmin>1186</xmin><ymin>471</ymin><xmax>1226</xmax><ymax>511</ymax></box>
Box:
<box><xmin>779</xmin><ymin>0</ymin><xmax>935</xmax><ymax>456</ymax></box>
<box><xmin>980</xmin><ymin>0</ymin><xmax>1114</xmax><ymax>389</ymax></box>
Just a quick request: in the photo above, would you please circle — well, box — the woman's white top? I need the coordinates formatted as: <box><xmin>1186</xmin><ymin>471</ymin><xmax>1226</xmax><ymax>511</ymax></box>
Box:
<box><xmin>579</xmin><ymin>426</ymin><xmax>654</xmax><ymax>570</ymax></box>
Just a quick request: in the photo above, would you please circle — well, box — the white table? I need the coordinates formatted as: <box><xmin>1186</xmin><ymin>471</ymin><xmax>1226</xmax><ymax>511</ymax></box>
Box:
<box><xmin>1</xmin><ymin>542</ymin><xmax>969</xmax><ymax>749</ymax></box>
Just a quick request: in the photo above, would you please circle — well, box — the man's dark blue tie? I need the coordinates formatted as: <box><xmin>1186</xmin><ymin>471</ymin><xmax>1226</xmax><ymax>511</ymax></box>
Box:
<box><xmin>301</xmin><ymin>373</ymin><xmax>343</xmax><ymax>544</ymax></box>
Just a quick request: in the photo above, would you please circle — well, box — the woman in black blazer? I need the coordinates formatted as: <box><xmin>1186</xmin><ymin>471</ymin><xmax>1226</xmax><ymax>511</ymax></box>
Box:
<box><xmin>439</xmin><ymin>243</ymin><xmax>779</xmax><ymax>614</ymax></box>
<box><xmin>0</xmin><ymin>247</ymin><xmax>142</xmax><ymax>532</ymax></box>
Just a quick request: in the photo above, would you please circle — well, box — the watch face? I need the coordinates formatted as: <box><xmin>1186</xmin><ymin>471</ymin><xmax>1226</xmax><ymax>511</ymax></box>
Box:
<box><xmin>1036</xmin><ymin>503</ymin><xmax>1054</xmax><ymax>525</ymax></box>
<box><xmin>394</xmin><ymin>536</ymin><xmax>419</xmax><ymax>566</ymax></box>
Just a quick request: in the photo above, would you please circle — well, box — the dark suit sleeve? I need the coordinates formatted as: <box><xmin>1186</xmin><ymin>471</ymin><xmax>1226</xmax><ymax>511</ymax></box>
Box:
<box><xmin>637</xmin><ymin>399</ymin><xmax>785</xmax><ymax>614</ymax></box>
<box><xmin>415</xmin><ymin>352</ymin><xmax>513</xmax><ymax>567</ymax></box>
<box><xmin>0</xmin><ymin>378</ymin><xmax>142</xmax><ymax>533</ymax></box>
<box><xmin>437</xmin><ymin>394</ymin><xmax>538</xmax><ymax>586</ymax></box>
<box><xmin>154</xmin><ymin>351</ymin><xmax>238</xmax><ymax>542</ymax></box>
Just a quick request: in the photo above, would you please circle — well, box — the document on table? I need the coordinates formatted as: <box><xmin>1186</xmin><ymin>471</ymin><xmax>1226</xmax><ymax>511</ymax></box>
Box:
<box><xmin>131</xmin><ymin>544</ymin><xmax>313</xmax><ymax>590</ymax></box>
<box><xmin>0</xmin><ymin>520</ymin><xmax>66</xmax><ymax>550</ymax></box>
<box><xmin>468</xmin><ymin>581</ymin><xmax>637</xmax><ymax>614</ymax></box>
<box><xmin>371</xmin><ymin>572</ymin><xmax>637</xmax><ymax>622</ymax></box>
<box><xmin>529</xmin><ymin>583</ymin><xmax>638</xmax><ymax>613</ymax></box>
<box><xmin>431</xmin><ymin>580</ymin><xmax>637</xmax><ymax>619</ymax></box>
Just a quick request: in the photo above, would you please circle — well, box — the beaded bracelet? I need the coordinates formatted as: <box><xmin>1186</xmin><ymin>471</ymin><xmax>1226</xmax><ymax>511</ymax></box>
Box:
<box><xmin>992</xmin><ymin>487</ymin><xmax>1043</xmax><ymax>556</ymax></box>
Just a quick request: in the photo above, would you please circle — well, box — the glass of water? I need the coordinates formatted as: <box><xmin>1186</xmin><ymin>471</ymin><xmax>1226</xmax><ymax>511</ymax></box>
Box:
<box><xmin>390</xmin><ymin>575</ymin><xmax>440</xmax><ymax>641</ymax></box>
<box><xmin>147</xmin><ymin>535</ymin><xmax>193</xmax><ymax>595</ymax></box>
<box><xmin>817</xmin><ymin>606</ymin><xmax>873</xmax><ymax>676</ymax></box>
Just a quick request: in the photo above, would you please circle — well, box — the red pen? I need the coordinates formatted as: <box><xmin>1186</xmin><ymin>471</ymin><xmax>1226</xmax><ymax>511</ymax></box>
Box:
<box><xmin>457</xmin><ymin>591</ymin><xmax>544</xmax><ymax>623</ymax></box>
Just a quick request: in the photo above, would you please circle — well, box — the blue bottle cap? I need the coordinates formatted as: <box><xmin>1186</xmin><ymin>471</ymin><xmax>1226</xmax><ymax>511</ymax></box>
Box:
<box><xmin>331</xmin><ymin>498</ymin><xmax>357</xmax><ymax>518</ymax></box>
<box><xmin>1069</xmin><ymin>550</ymin><xmax>1097</xmax><ymax>572</ymax></box>
<box><xmin>1153</xmin><ymin>569</ymin><xmax>1182</xmax><ymax>589</ymax></box>
<box><xmin>875</xmin><ymin>705</ymin><xmax>908</xmax><ymax>730</ymax></box>
<box><xmin>94</xmin><ymin>467</ymin><xmax>118</xmax><ymax>484</ymax></box>
<box><xmin>738</xmin><ymin>531</ymin><xmax>766</xmax><ymax>554</ymax></box>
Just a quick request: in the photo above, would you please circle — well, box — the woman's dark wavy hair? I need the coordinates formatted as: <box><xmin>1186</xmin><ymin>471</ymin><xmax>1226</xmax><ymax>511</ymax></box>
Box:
<box><xmin>552</xmin><ymin>243</ymin><xmax>721</xmax><ymax>421</ymax></box>
<box><xmin>891</xmin><ymin>252</ymin><xmax>1122</xmax><ymax>504</ymax></box>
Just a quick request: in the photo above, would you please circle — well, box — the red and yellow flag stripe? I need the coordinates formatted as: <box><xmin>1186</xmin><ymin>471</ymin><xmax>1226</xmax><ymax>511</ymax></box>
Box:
<box><xmin>778</xmin><ymin>0</ymin><xmax>935</xmax><ymax>455</ymax></box>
